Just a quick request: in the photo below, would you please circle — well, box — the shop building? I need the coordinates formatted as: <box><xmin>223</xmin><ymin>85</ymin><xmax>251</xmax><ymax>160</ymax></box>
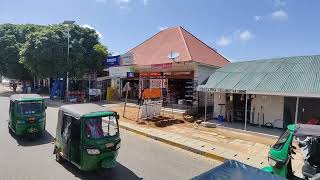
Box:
<box><xmin>127</xmin><ymin>26</ymin><xmax>229</xmax><ymax>108</ymax></box>
<box><xmin>198</xmin><ymin>55</ymin><xmax>320</xmax><ymax>130</ymax></box>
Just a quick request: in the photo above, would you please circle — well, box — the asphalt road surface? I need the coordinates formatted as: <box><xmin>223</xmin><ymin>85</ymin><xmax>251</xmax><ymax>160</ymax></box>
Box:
<box><xmin>0</xmin><ymin>87</ymin><xmax>219</xmax><ymax>180</ymax></box>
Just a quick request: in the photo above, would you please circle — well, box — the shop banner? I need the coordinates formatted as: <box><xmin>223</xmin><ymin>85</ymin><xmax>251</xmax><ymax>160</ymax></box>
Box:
<box><xmin>105</xmin><ymin>55</ymin><xmax>120</xmax><ymax>67</ymax></box>
<box><xmin>140</xmin><ymin>72</ymin><xmax>162</xmax><ymax>77</ymax></box>
<box><xmin>120</xmin><ymin>53</ymin><xmax>133</xmax><ymax>66</ymax></box>
<box><xmin>109</xmin><ymin>66</ymin><xmax>134</xmax><ymax>78</ymax></box>
<box><xmin>163</xmin><ymin>71</ymin><xmax>193</xmax><ymax>77</ymax></box>
<box><xmin>150</xmin><ymin>79</ymin><xmax>163</xmax><ymax>88</ymax></box>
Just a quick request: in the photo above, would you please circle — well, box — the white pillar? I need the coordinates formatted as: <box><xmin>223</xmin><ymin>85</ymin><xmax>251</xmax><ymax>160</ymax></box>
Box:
<box><xmin>204</xmin><ymin>92</ymin><xmax>208</xmax><ymax>122</ymax></box>
<box><xmin>295</xmin><ymin>97</ymin><xmax>299</xmax><ymax>124</ymax></box>
<box><xmin>244</xmin><ymin>94</ymin><xmax>248</xmax><ymax>131</ymax></box>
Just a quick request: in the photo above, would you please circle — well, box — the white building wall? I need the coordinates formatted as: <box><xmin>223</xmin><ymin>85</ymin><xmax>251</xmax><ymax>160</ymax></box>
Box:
<box><xmin>196</xmin><ymin>64</ymin><xmax>218</xmax><ymax>85</ymax></box>
<box><xmin>213</xmin><ymin>93</ymin><xmax>226</xmax><ymax>119</ymax></box>
<box><xmin>250</xmin><ymin>95</ymin><xmax>284</xmax><ymax>128</ymax></box>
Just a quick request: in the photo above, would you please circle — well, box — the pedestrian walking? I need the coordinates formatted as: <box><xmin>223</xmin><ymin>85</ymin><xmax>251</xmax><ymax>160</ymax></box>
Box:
<box><xmin>12</xmin><ymin>82</ymin><xmax>17</xmax><ymax>93</ymax></box>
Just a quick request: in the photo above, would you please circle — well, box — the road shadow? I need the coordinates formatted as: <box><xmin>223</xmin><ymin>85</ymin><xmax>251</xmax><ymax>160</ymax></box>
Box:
<box><xmin>10</xmin><ymin>130</ymin><xmax>54</xmax><ymax>147</ymax></box>
<box><xmin>45</xmin><ymin>98</ymin><xmax>65</xmax><ymax>108</ymax></box>
<box><xmin>0</xmin><ymin>90</ymin><xmax>16</xmax><ymax>97</ymax></box>
<box><xmin>59</xmin><ymin>161</ymin><xmax>142</xmax><ymax>180</ymax></box>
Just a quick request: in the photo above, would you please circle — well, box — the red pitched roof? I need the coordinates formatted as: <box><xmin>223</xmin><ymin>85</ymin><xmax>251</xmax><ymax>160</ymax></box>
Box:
<box><xmin>129</xmin><ymin>26</ymin><xmax>229</xmax><ymax>67</ymax></box>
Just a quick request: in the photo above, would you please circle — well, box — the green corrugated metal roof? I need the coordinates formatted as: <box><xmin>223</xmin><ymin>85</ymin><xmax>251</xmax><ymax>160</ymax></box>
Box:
<box><xmin>200</xmin><ymin>55</ymin><xmax>320</xmax><ymax>95</ymax></box>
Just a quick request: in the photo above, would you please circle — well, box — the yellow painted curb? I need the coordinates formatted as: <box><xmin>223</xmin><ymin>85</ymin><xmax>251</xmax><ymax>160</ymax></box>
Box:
<box><xmin>120</xmin><ymin>124</ymin><xmax>225</xmax><ymax>162</ymax></box>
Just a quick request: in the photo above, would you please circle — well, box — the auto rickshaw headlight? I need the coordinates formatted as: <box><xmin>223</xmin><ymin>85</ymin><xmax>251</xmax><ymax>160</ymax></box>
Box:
<box><xmin>86</xmin><ymin>149</ymin><xmax>100</xmax><ymax>155</ymax></box>
<box><xmin>268</xmin><ymin>157</ymin><xmax>277</xmax><ymax>167</ymax></box>
<box><xmin>105</xmin><ymin>143</ymin><xmax>114</xmax><ymax>148</ymax></box>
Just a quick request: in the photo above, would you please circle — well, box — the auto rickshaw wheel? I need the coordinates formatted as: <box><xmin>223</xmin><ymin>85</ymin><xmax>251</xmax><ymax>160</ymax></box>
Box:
<box><xmin>55</xmin><ymin>152</ymin><xmax>65</xmax><ymax>163</ymax></box>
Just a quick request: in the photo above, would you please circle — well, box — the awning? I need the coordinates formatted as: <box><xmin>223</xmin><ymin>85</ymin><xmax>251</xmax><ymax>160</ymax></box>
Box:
<box><xmin>198</xmin><ymin>55</ymin><xmax>320</xmax><ymax>98</ymax></box>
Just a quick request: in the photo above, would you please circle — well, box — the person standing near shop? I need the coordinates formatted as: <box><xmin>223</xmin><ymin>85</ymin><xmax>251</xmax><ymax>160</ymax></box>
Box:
<box><xmin>12</xmin><ymin>82</ymin><xmax>17</xmax><ymax>93</ymax></box>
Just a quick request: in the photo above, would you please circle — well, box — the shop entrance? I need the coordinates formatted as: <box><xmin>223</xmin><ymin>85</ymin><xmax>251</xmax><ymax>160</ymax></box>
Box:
<box><xmin>284</xmin><ymin>97</ymin><xmax>320</xmax><ymax>125</ymax></box>
<box><xmin>168</xmin><ymin>78</ymin><xmax>194</xmax><ymax>106</ymax></box>
<box><xmin>225</xmin><ymin>94</ymin><xmax>251</xmax><ymax>123</ymax></box>
<box><xmin>121</xmin><ymin>79</ymin><xmax>139</xmax><ymax>100</ymax></box>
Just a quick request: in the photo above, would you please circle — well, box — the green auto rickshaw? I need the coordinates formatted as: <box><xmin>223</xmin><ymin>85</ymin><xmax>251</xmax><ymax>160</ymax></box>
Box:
<box><xmin>8</xmin><ymin>94</ymin><xmax>46</xmax><ymax>136</ymax></box>
<box><xmin>262</xmin><ymin>124</ymin><xmax>320</xmax><ymax>179</ymax></box>
<box><xmin>53</xmin><ymin>103</ymin><xmax>121</xmax><ymax>171</ymax></box>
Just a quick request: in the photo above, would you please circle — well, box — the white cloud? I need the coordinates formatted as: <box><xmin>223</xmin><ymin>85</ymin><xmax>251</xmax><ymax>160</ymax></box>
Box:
<box><xmin>217</xmin><ymin>36</ymin><xmax>232</xmax><ymax>47</ymax></box>
<box><xmin>158</xmin><ymin>26</ymin><xmax>168</xmax><ymax>31</ymax></box>
<box><xmin>273</xmin><ymin>0</ymin><xmax>286</xmax><ymax>6</ymax></box>
<box><xmin>239</xmin><ymin>30</ymin><xmax>254</xmax><ymax>41</ymax></box>
<box><xmin>143</xmin><ymin>0</ymin><xmax>148</xmax><ymax>5</ymax></box>
<box><xmin>271</xmin><ymin>10</ymin><xmax>288</xmax><ymax>21</ymax></box>
<box><xmin>254</xmin><ymin>16</ymin><xmax>261</xmax><ymax>21</ymax></box>
<box><xmin>82</xmin><ymin>24</ymin><xmax>103</xmax><ymax>39</ymax></box>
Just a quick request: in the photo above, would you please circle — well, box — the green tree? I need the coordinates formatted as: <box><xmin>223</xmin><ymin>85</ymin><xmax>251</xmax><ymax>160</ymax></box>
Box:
<box><xmin>20</xmin><ymin>24</ymin><xmax>108</xmax><ymax>79</ymax></box>
<box><xmin>0</xmin><ymin>24</ymin><xmax>41</xmax><ymax>80</ymax></box>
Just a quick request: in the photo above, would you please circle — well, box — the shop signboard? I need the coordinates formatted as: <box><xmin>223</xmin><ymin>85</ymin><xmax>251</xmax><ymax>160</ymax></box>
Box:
<box><xmin>105</xmin><ymin>55</ymin><xmax>120</xmax><ymax>67</ymax></box>
<box><xmin>198</xmin><ymin>87</ymin><xmax>246</xmax><ymax>94</ymax></box>
<box><xmin>120</xmin><ymin>53</ymin><xmax>133</xmax><ymax>66</ymax></box>
<box><xmin>140</xmin><ymin>72</ymin><xmax>162</xmax><ymax>77</ymax></box>
<box><xmin>150</xmin><ymin>79</ymin><xmax>163</xmax><ymax>88</ymax></box>
<box><xmin>109</xmin><ymin>66</ymin><xmax>134</xmax><ymax>78</ymax></box>
<box><xmin>163</xmin><ymin>71</ymin><xmax>193</xmax><ymax>77</ymax></box>
<box><xmin>151</xmin><ymin>63</ymin><xmax>172</xmax><ymax>69</ymax></box>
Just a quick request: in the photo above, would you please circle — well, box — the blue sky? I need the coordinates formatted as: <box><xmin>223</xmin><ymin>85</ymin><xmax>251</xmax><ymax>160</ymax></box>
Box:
<box><xmin>1</xmin><ymin>0</ymin><xmax>320</xmax><ymax>62</ymax></box>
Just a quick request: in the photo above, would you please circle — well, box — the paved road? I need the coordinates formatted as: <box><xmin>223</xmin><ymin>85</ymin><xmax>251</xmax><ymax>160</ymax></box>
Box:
<box><xmin>0</xmin><ymin>87</ymin><xmax>219</xmax><ymax>180</ymax></box>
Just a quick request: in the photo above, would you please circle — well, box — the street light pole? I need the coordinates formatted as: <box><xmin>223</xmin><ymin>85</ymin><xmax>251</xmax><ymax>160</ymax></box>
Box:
<box><xmin>66</xmin><ymin>28</ymin><xmax>70</xmax><ymax>94</ymax></box>
<box><xmin>62</xmin><ymin>20</ymin><xmax>75</xmax><ymax>98</ymax></box>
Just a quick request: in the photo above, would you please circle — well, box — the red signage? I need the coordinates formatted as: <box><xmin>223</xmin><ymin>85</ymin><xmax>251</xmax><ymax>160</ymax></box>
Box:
<box><xmin>139</xmin><ymin>71</ymin><xmax>193</xmax><ymax>77</ymax></box>
<box><xmin>140</xmin><ymin>72</ymin><xmax>162</xmax><ymax>77</ymax></box>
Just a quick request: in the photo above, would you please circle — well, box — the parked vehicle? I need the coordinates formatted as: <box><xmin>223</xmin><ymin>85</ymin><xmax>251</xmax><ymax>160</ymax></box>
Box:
<box><xmin>262</xmin><ymin>124</ymin><xmax>320</xmax><ymax>179</ymax></box>
<box><xmin>192</xmin><ymin>159</ymin><xmax>286</xmax><ymax>180</ymax></box>
<box><xmin>8</xmin><ymin>94</ymin><xmax>46</xmax><ymax>136</ymax></box>
<box><xmin>53</xmin><ymin>103</ymin><xmax>121</xmax><ymax>171</ymax></box>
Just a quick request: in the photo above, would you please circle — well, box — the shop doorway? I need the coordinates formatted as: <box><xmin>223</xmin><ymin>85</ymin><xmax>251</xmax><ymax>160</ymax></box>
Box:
<box><xmin>283</xmin><ymin>97</ymin><xmax>296</xmax><ymax>126</ymax></box>
<box><xmin>198</xmin><ymin>92</ymin><xmax>214</xmax><ymax>118</ymax></box>
<box><xmin>168</xmin><ymin>78</ymin><xmax>194</xmax><ymax>106</ymax></box>
<box><xmin>121</xmin><ymin>79</ymin><xmax>139</xmax><ymax>100</ymax></box>
<box><xmin>284</xmin><ymin>97</ymin><xmax>320</xmax><ymax>125</ymax></box>
<box><xmin>226</xmin><ymin>94</ymin><xmax>251</xmax><ymax>123</ymax></box>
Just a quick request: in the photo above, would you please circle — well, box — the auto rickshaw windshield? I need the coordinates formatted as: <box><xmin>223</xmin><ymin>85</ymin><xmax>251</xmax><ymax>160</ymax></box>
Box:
<box><xmin>84</xmin><ymin>116</ymin><xmax>118</xmax><ymax>140</ymax></box>
<box><xmin>18</xmin><ymin>101</ymin><xmax>43</xmax><ymax>115</ymax></box>
<box><xmin>272</xmin><ymin>129</ymin><xmax>291</xmax><ymax>150</ymax></box>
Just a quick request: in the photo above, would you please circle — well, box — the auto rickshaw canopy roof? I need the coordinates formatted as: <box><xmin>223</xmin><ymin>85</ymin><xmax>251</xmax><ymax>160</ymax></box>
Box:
<box><xmin>295</xmin><ymin>124</ymin><xmax>320</xmax><ymax>137</ymax></box>
<box><xmin>59</xmin><ymin>103</ymin><xmax>115</xmax><ymax>119</ymax></box>
<box><xmin>10</xmin><ymin>94</ymin><xmax>44</xmax><ymax>102</ymax></box>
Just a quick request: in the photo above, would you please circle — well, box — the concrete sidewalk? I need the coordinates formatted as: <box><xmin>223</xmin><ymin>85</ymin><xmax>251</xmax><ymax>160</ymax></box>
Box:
<box><xmin>119</xmin><ymin>120</ymin><xmax>304</xmax><ymax>177</ymax></box>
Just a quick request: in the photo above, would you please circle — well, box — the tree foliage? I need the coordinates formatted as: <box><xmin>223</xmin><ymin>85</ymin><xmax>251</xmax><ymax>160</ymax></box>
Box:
<box><xmin>0</xmin><ymin>24</ymin><xmax>42</xmax><ymax>80</ymax></box>
<box><xmin>0</xmin><ymin>23</ymin><xmax>108</xmax><ymax>80</ymax></box>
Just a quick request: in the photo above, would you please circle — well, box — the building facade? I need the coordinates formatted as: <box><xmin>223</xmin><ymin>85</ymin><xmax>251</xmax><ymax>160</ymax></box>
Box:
<box><xmin>198</xmin><ymin>55</ymin><xmax>320</xmax><ymax>130</ymax></box>
<box><xmin>99</xmin><ymin>26</ymin><xmax>229</xmax><ymax>107</ymax></box>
